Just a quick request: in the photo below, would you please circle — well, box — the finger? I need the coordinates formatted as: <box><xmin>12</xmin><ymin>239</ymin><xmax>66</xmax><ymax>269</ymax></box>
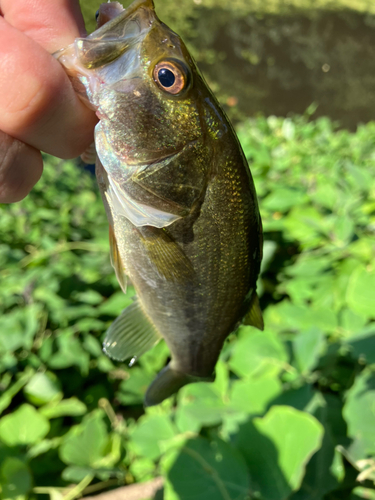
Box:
<box><xmin>0</xmin><ymin>0</ymin><xmax>87</xmax><ymax>52</ymax></box>
<box><xmin>0</xmin><ymin>17</ymin><xmax>97</xmax><ymax>159</ymax></box>
<box><xmin>0</xmin><ymin>130</ymin><xmax>43</xmax><ymax>203</ymax></box>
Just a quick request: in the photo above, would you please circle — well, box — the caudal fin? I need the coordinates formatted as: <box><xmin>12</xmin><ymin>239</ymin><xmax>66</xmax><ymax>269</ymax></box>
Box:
<box><xmin>144</xmin><ymin>365</ymin><xmax>213</xmax><ymax>407</ymax></box>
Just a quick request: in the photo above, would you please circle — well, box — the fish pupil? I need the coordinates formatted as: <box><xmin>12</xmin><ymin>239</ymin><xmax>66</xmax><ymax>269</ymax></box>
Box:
<box><xmin>158</xmin><ymin>68</ymin><xmax>175</xmax><ymax>88</ymax></box>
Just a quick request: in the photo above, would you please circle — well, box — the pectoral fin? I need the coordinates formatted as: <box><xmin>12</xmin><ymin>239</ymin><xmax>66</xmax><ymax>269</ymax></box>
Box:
<box><xmin>109</xmin><ymin>225</ymin><xmax>127</xmax><ymax>293</ymax></box>
<box><xmin>103</xmin><ymin>298</ymin><xmax>161</xmax><ymax>362</ymax></box>
<box><xmin>243</xmin><ymin>293</ymin><xmax>264</xmax><ymax>331</ymax></box>
<box><xmin>139</xmin><ymin>227</ymin><xmax>194</xmax><ymax>283</ymax></box>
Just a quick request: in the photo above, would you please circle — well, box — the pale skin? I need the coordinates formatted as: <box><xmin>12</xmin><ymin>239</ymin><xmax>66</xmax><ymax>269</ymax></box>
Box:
<box><xmin>0</xmin><ymin>0</ymin><xmax>97</xmax><ymax>203</ymax></box>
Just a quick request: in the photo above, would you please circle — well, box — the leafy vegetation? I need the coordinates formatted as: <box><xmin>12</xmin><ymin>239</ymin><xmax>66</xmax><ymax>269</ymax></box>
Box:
<box><xmin>0</xmin><ymin>113</ymin><xmax>374</xmax><ymax>499</ymax></box>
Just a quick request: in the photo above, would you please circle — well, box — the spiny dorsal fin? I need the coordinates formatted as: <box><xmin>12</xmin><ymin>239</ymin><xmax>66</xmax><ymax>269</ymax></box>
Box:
<box><xmin>139</xmin><ymin>227</ymin><xmax>194</xmax><ymax>283</ymax></box>
<box><xmin>243</xmin><ymin>292</ymin><xmax>264</xmax><ymax>331</ymax></box>
<box><xmin>103</xmin><ymin>298</ymin><xmax>161</xmax><ymax>362</ymax></box>
<box><xmin>109</xmin><ymin>225</ymin><xmax>127</xmax><ymax>293</ymax></box>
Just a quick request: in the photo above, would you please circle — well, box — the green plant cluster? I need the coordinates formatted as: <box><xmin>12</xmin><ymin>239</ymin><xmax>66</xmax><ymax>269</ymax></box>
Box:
<box><xmin>0</xmin><ymin>113</ymin><xmax>374</xmax><ymax>500</ymax></box>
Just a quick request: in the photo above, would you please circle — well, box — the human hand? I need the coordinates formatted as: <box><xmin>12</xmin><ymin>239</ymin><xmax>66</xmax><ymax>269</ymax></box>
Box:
<box><xmin>0</xmin><ymin>0</ymin><xmax>98</xmax><ymax>203</ymax></box>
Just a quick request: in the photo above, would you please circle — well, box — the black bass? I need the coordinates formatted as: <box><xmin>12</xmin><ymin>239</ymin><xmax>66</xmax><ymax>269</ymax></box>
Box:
<box><xmin>56</xmin><ymin>0</ymin><xmax>263</xmax><ymax>406</ymax></box>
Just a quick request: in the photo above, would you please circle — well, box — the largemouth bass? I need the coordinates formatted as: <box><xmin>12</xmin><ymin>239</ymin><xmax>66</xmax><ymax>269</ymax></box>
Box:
<box><xmin>56</xmin><ymin>0</ymin><xmax>263</xmax><ymax>406</ymax></box>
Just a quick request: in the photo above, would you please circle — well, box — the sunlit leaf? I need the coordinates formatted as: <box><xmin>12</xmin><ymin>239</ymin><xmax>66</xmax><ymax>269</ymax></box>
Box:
<box><xmin>234</xmin><ymin>406</ymin><xmax>324</xmax><ymax>500</ymax></box>
<box><xmin>0</xmin><ymin>404</ymin><xmax>50</xmax><ymax>446</ymax></box>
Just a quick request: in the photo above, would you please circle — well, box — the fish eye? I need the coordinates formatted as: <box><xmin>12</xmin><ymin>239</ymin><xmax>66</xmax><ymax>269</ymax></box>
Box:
<box><xmin>153</xmin><ymin>60</ymin><xmax>189</xmax><ymax>95</ymax></box>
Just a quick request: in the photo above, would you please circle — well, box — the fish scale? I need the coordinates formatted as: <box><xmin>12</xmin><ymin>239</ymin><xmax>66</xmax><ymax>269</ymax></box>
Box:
<box><xmin>56</xmin><ymin>0</ymin><xmax>263</xmax><ymax>406</ymax></box>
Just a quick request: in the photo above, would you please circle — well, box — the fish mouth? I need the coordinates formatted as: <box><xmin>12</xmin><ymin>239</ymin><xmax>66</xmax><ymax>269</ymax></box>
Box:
<box><xmin>95</xmin><ymin>0</ymin><xmax>156</xmax><ymax>30</ymax></box>
<box><xmin>74</xmin><ymin>0</ymin><xmax>157</xmax><ymax>71</ymax></box>
<box><xmin>88</xmin><ymin>0</ymin><xmax>156</xmax><ymax>43</ymax></box>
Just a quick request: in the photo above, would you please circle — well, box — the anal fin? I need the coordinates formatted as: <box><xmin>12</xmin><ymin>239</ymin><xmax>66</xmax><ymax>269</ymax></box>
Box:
<box><xmin>109</xmin><ymin>225</ymin><xmax>127</xmax><ymax>293</ymax></box>
<box><xmin>243</xmin><ymin>292</ymin><xmax>264</xmax><ymax>331</ymax></box>
<box><xmin>103</xmin><ymin>298</ymin><xmax>161</xmax><ymax>362</ymax></box>
<box><xmin>144</xmin><ymin>364</ymin><xmax>212</xmax><ymax>407</ymax></box>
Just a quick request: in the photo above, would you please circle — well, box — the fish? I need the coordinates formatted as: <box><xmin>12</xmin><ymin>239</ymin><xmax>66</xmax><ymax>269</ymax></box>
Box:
<box><xmin>56</xmin><ymin>0</ymin><xmax>263</xmax><ymax>406</ymax></box>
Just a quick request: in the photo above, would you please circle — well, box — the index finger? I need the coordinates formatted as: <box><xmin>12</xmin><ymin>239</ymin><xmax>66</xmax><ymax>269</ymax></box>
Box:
<box><xmin>0</xmin><ymin>0</ymin><xmax>87</xmax><ymax>52</ymax></box>
<box><xmin>0</xmin><ymin>1</ymin><xmax>98</xmax><ymax>159</ymax></box>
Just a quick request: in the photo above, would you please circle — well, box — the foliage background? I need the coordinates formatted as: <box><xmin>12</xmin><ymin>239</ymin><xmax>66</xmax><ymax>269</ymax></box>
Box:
<box><xmin>1</xmin><ymin>0</ymin><xmax>375</xmax><ymax>499</ymax></box>
<box><xmin>81</xmin><ymin>0</ymin><xmax>375</xmax><ymax>129</ymax></box>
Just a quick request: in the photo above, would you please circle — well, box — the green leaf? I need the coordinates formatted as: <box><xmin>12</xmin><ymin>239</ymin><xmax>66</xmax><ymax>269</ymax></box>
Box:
<box><xmin>47</xmin><ymin>329</ymin><xmax>90</xmax><ymax>374</ymax></box>
<box><xmin>0</xmin><ymin>305</ymin><xmax>41</xmax><ymax>353</ymax></box>
<box><xmin>230</xmin><ymin>374</ymin><xmax>282</xmax><ymax>414</ymax></box>
<box><xmin>0</xmin><ymin>457</ymin><xmax>32</xmax><ymax>499</ymax></box>
<box><xmin>293</xmin><ymin>327</ymin><xmax>325</xmax><ymax>374</ymax></box>
<box><xmin>234</xmin><ymin>406</ymin><xmax>324</xmax><ymax>500</ymax></box>
<box><xmin>262</xmin><ymin>188</ymin><xmax>308</xmax><ymax>212</ymax></box>
<box><xmin>129</xmin><ymin>456</ymin><xmax>157</xmax><ymax>482</ymax></box>
<box><xmin>346</xmin><ymin>266</ymin><xmax>375</xmax><ymax>319</ymax></box>
<box><xmin>176</xmin><ymin>383</ymin><xmax>229</xmax><ymax>433</ymax></box>
<box><xmin>167</xmin><ymin>437</ymin><xmax>250</xmax><ymax>500</ymax></box>
<box><xmin>229</xmin><ymin>327</ymin><xmax>288</xmax><ymax>378</ymax></box>
<box><xmin>345</xmin><ymin>329</ymin><xmax>375</xmax><ymax>364</ymax></box>
<box><xmin>116</xmin><ymin>367</ymin><xmax>155</xmax><ymax>405</ymax></box>
<box><xmin>59</xmin><ymin>410</ymin><xmax>109</xmax><ymax>467</ymax></box>
<box><xmin>131</xmin><ymin>414</ymin><xmax>176</xmax><ymax>460</ymax></box>
<box><xmin>290</xmin><ymin>394</ymin><xmax>346</xmax><ymax>500</ymax></box>
<box><xmin>39</xmin><ymin>397</ymin><xmax>87</xmax><ymax>419</ymax></box>
<box><xmin>265</xmin><ymin>301</ymin><xmax>338</xmax><ymax>334</ymax></box>
<box><xmin>343</xmin><ymin>368</ymin><xmax>375</xmax><ymax>456</ymax></box>
<box><xmin>340</xmin><ymin>309</ymin><xmax>368</xmax><ymax>336</ymax></box>
<box><xmin>0</xmin><ymin>404</ymin><xmax>50</xmax><ymax>446</ymax></box>
<box><xmin>24</xmin><ymin>371</ymin><xmax>62</xmax><ymax>406</ymax></box>
<box><xmin>98</xmin><ymin>289</ymin><xmax>135</xmax><ymax>316</ymax></box>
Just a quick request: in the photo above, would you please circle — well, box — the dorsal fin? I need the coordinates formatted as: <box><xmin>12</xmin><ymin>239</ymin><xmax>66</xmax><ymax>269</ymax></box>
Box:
<box><xmin>243</xmin><ymin>292</ymin><xmax>264</xmax><ymax>331</ymax></box>
<box><xmin>109</xmin><ymin>225</ymin><xmax>127</xmax><ymax>293</ymax></box>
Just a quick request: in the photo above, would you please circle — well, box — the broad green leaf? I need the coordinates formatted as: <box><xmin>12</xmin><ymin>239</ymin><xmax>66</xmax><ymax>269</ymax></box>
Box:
<box><xmin>229</xmin><ymin>327</ymin><xmax>288</xmax><ymax>378</ymax></box>
<box><xmin>333</xmin><ymin>215</ymin><xmax>355</xmax><ymax>246</ymax></box>
<box><xmin>47</xmin><ymin>329</ymin><xmax>90</xmax><ymax>374</ymax></box>
<box><xmin>343</xmin><ymin>368</ymin><xmax>375</xmax><ymax>456</ymax></box>
<box><xmin>0</xmin><ymin>457</ymin><xmax>32</xmax><ymax>499</ymax></box>
<box><xmin>345</xmin><ymin>329</ymin><xmax>375</xmax><ymax>364</ymax></box>
<box><xmin>167</xmin><ymin>437</ymin><xmax>250</xmax><ymax>500</ymax></box>
<box><xmin>230</xmin><ymin>374</ymin><xmax>282</xmax><ymax>414</ymax></box>
<box><xmin>346</xmin><ymin>266</ymin><xmax>375</xmax><ymax>319</ymax></box>
<box><xmin>24</xmin><ymin>371</ymin><xmax>62</xmax><ymax>406</ymax></box>
<box><xmin>265</xmin><ymin>301</ymin><xmax>338</xmax><ymax>334</ymax></box>
<box><xmin>129</xmin><ymin>456</ymin><xmax>157</xmax><ymax>482</ymax></box>
<box><xmin>290</xmin><ymin>394</ymin><xmax>346</xmax><ymax>500</ymax></box>
<box><xmin>116</xmin><ymin>368</ymin><xmax>155</xmax><ymax>405</ymax></box>
<box><xmin>293</xmin><ymin>327</ymin><xmax>325</xmax><ymax>374</ymax></box>
<box><xmin>340</xmin><ymin>309</ymin><xmax>368</xmax><ymax>336</ymax></box>
<box><xmin>0</xmin><ymin>305</ymin><xmax>41</xmax><ymax>353</ymax></box>
<box><xmin>234</xmin><ymin>406</ymin><xmax>324</xmax><ymax>500</ymax></box>
<box><xmin>39</xmin><ymin>397</ymin><xmax>87</xmax><ymax>419</ymax></box>
<box><xmin>176</xmin><ymin>383</ymin><xmax>229</xmax><ymax>433</ymax></box>
<box><xmin>262</xmin><ymin>188</ymin><xmax>308</xmax><ymax>212</ymax></box>
<box><xmin>131</xmin><ymin>414</ymin><xmax>176</xmax><ymax>460</ymax></box>
<box><xmin>0</xmin><ymin>404</ymin><xmax>50</xmax><ymax>446</ymax></box>
<box><xmin>98</xmin><ymin>289</ymin><xmax>135</xmax><ymax>316</ymax></box>
<box><xmin>59</xmin><ymin>410</ymin><xmax>108</xmax><ymax>467</ymax></box>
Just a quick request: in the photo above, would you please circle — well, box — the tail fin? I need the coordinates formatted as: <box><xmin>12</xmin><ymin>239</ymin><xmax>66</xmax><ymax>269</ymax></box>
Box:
<box><xmin>144</xmin><ymin>365</ymin><xmax>212</xmax><ymax>407</ymax></box>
